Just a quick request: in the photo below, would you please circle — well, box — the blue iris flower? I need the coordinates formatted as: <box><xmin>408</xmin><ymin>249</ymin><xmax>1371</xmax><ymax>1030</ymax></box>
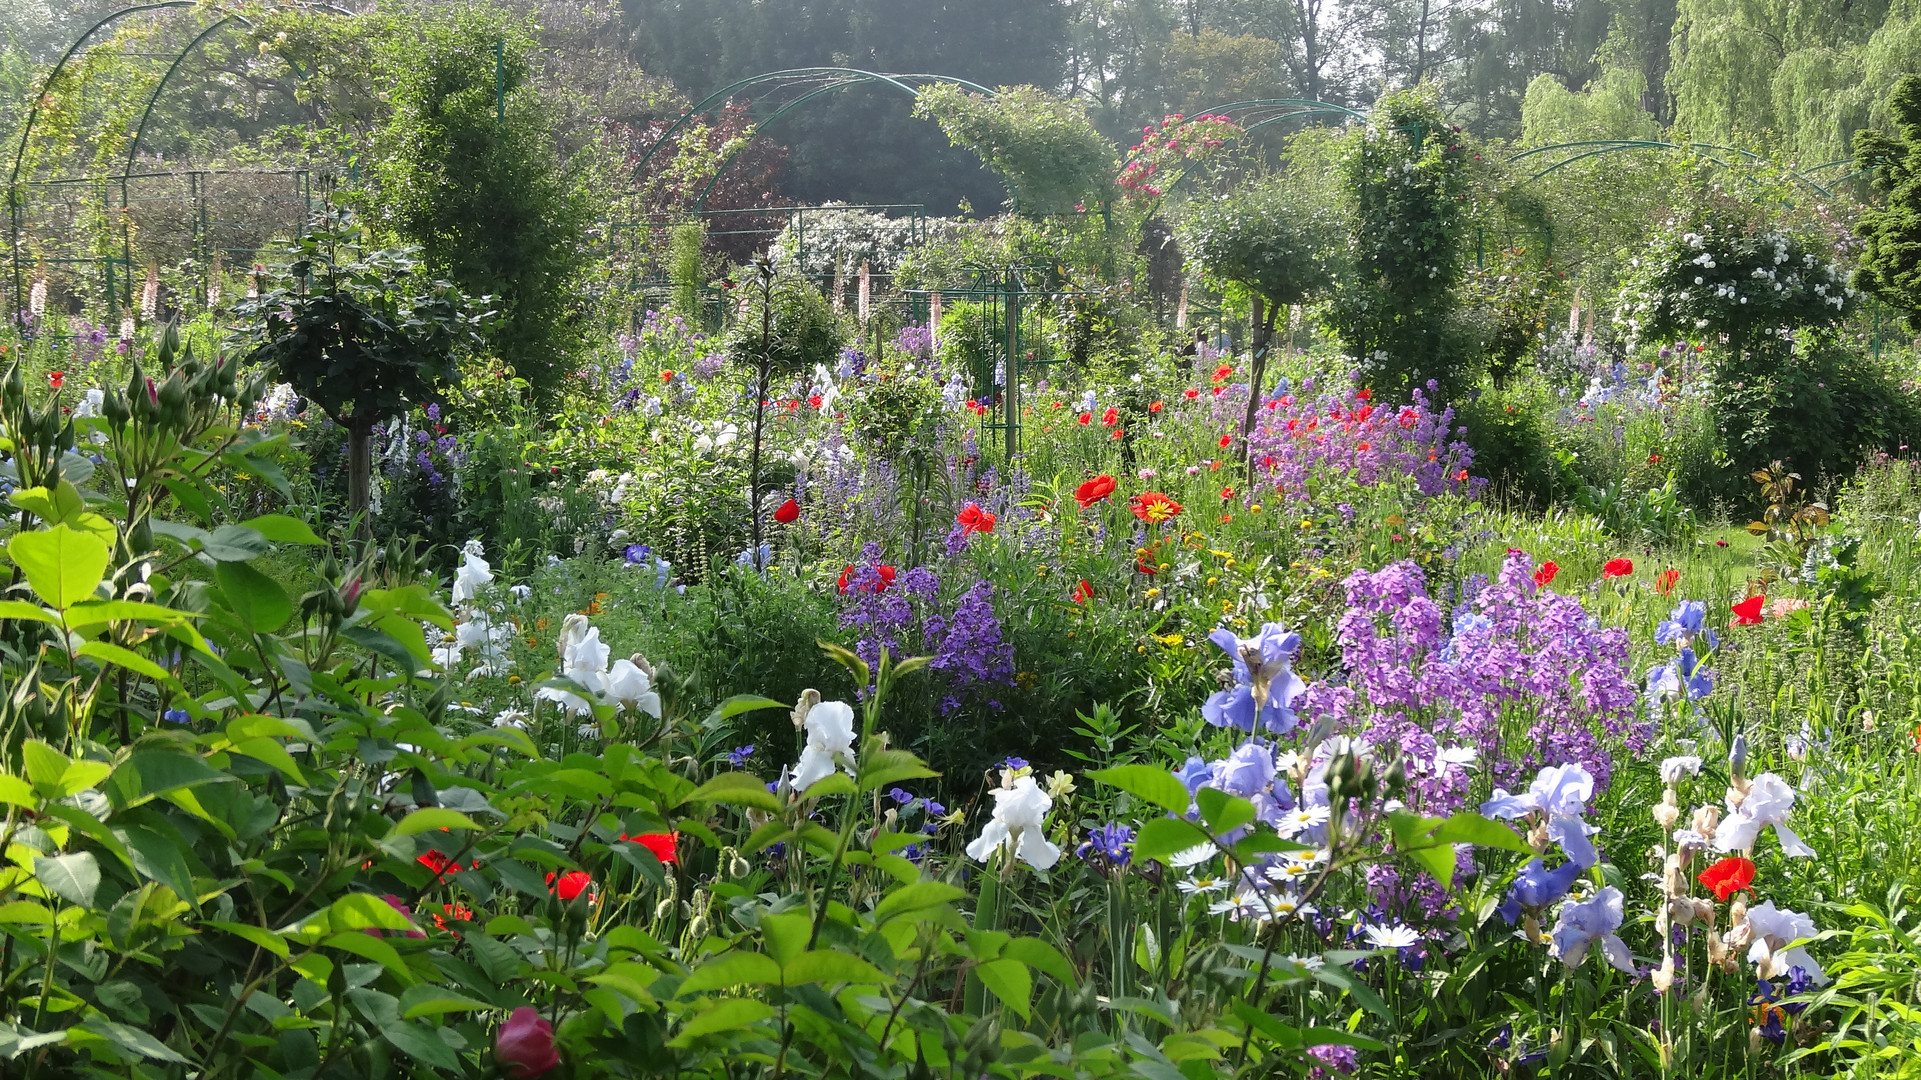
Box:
<box><xmin>1496</xmin><ymin>858</ymin><xmax>1585</xmax><ymax>925</ymax></box>
<box><xmin>1201</xmin><ymin>623</ymin><xmax>1308</xmax><ymax>734</ymax></box>
<box><xmin>1655</xmin><ymin>600</ymin><xmax>1719</xmax><ymax>651</ymax></box>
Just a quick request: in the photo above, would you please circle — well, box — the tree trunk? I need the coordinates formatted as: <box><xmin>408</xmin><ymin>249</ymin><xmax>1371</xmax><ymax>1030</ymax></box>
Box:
<box><xmin>1240</xmin><ymin>297</ymin><xmax>1282</xmax><ymax>482</ymax></box>
<box><xmin>348</xmin><ymin>417</ymin><xmax>374</xmax><ymax>532</ymax></box>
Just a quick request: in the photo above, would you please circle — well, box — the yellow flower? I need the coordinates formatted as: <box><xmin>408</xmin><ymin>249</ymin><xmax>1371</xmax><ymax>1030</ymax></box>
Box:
<box><xmin>1045</xmin><ymin>770</ymin><xmax>1077</xmax><ymax>798</ymax></box>
<box><xmin>1155</xmin><ymin>633</ymin><xmax>1184</xmax><ymax>646</ymax></box>
<box><xmin>1249</xmin><ymin>503</ymin><xmax>1262</xmax><ymax>512</ymax></box>
<box><xmin>1300</xmin><ymin>519</ymin><xmax>1314</xmax><ymax>529</ymax></box>
<box><xmin>1145</xmin><ymin>587</ymin><xmax>1162</xmax><ymax>598</ymax></box>
<box><xmin>1206</xmin><ymin>576</ymin><xmax>1219</xmax><ymax>586</ymax></box>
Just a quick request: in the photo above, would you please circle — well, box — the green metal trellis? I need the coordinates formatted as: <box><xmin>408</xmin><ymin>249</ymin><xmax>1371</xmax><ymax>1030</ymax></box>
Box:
<box><xmin>1509</xmin><ymin>140</ymin><xmax>1850</xmax><ymax>197</ymax></box>
<box><xmin>6</xmin><ymin>3</ymin><xmax>347</xmax><ymax>317</ymax></box>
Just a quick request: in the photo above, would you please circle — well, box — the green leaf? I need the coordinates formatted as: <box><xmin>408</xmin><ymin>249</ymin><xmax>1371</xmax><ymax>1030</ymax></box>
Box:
<box><xmin>0</xmin><ymin>599</ymin><xmax>58</xmax><ymax>625</ymax></box>
<box><xmin>391</xmin><ymin>808</ymin><xmax>480</xmax><ymax>837</ymax></box>
<box><xmin>1002</xmin><ymin>937</ymin><xmax>1076</xmax><ymax>985</ymax></box>
<box><xmin>324</xmin><ymin>892</ymin><xmax>420</xmax><ymax>934</ymax></box>
<box><xmin>21</xmin><ymin>740</ymin><xmax>70</xmax><ymax>793</ymax></box>
<box><xmin>397</xmin><ymin>984</ymin><xmax>493</xmax><ymax>1019</ymax></box>
<box><xmin>857</xmin><ymin>746</ymin><xmax>940</xmax><ymax>792</ymax></box>
<box><xmin>213</xmin><ymin>560</ymin><xmax>291</xmax><ymax>633</ymax></box>
<box><xmin>200</xmin><ymin>524</ymin><xmax>271</xmax><ymax>562</ymax></box>
<box><xmin>1194</xmin><ymin>788</ymin><xmax>1255</xmax><ymax>835</ymax></box>
<box><xmin>702</xmin><ymin>694</ymin><xmax>787</xmax><ymax>728</ymax></box>
<box><xmin>1429</xmin><ymin>812</ymin><xmax>1534</xmax><ymax>854</ymax></box>
<box><xmin>686</xmin><ymin>772</ymin><xmax>783</xmax><ymax>813</ymax></box>
<box><xmin>669</xmin><ymin>998</ymin><xmax>776</xmax><ymax>1045</ymax></box>
<box><xmin>79</xmin><ymin>1017</ymin><xmax>189</xmax><ymax>1063</ymax></box>
<box><xmin>321</xmin><ymin>932</ymin><xmax>414</xmax><ymax>982</ymax></box>
<box><xmin>113</xmin><ymin>825</ymin><xmax>199</xmax><ymax>908</ymax></box>
<box><xmin>1312</xmin><ymin>961</ymin><xmax>1392</xmax><ymax>1020</ymax></box>
<box><xmin>75</xmin><ymin>641</ymin><xmax>177</xmax><ymax>686</ymax></box>
<box><xmin>782</xmin><ymin>950</ymin><xmax>887</xmax><ymax>986</ymax></box>
<box><xmin>1130</xmin><ymin>817</ymin><xmax>1211</xmax><ymax>865</ymax></box>
<box><xmin>0</xmin><ymin>775</ymin><xmax>35</xmax><ymax>808</ymax></box>
<box><xmin>677</xmin><ymin>951</ymin><xmax>782</xmax><ymax>995</ymax></box>
<box><xmin>9</xmin><ymin>524</ymin><xmax>109</xmax><ymax>608</ymax></box>
<box><xmin>34</xmin><ymin>852</ymin><xmax>101</xmax><ymax>908</ymax></box>
<box><xmin>381</xmin><ymin>1019</ymin><xmax>460</xmax><ymax>1070</ymax></box>
<box><xmin>240</xmin><ymin>514</ymin><xmax>324</xmax><ymax>545</ymax></box>
<box><xmin>204</xmin><ymin>920</ymin><xmax>291</xmax><ymax>959</ymax></box>
<box><xmin>874</xmin><ymin>881</ymin><xmax>966</xmax><ymax>924</ymax></box>
<box><xmin>229</xmin><ymin>737</ymin><xmax>307</xmax><ymax>785</ymax></box>
<box><xmin>973</xmin><ymin>958</ymin><xmax>1032</xmax><ymax>1019</ymax></box>
<box><xmin>1087</xmin><ymin>765</ymin><xmax>1192</xmax><ymax>815</ymax></box>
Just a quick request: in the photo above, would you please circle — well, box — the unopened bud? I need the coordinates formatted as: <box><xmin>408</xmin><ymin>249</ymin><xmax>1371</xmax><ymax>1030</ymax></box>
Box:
<box><xmin>792</xmin><ymin>688</ymin><xmax>820</xmax><ymax>731</ymax></box>
<box><xmin>653</xmin><ymin>897</ymin><xmax>675</xmax><ymax>922</ymax></box>
<box><xmin>1728</xmin><ymin>733</ymin><xmax>1748</xmax><ymax>781</ymax></box>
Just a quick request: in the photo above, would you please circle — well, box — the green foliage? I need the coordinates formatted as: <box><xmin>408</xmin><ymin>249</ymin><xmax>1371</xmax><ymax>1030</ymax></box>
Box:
<box><xmin>1179</xmin><ymin>177</ymin><xmax>1340</xmax><ymax>309</ymax></box>
<box><xmin>723</xmin><ymin>269</ymin><xmax>843</xmax><ymax>375</ymax></box>
<box><xmin>1619</xmin><ymin>213</ymin><xmax>1856</xmax><ymax>351</ymax></box>
<box><xmin>1709</xmin><ymin>338</ymin><xmax>1918</xmax><ymax>492</ymax></box>
<box><xmin>669</xmin><ymin>220</ymin><xmax>707</xmax><ymax>323</ymax></box>
<box><xmin>1856</xmin><ymin>74</ymin><xmax>1921</xmax><ymax>333</ymax></box>
<box><xmin>914</xmin><ymin>85</ymin><xmax>1118</xmax><ymax>217</ymax></box>
<box><xmin>1327</xmin><ymin>89</ymin><xmax>1479</xmax><ymax>398</ymax></box>
<box><xmin>846</xmin><ymin>372</ymin><xmax>943</xmax><ymax>461</ymax></box>
<box><xmin>363</xmin><ymin>2</ymin><xmax>595</xmax><ymax>403</ymax></box>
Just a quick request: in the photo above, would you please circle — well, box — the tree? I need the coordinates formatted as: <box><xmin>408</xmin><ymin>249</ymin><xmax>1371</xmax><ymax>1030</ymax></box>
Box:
<box><xmin>237</xmin><ymin>211</ymin><xmax>492</xmax><ymax>524</ymax></box>
<box><xmin>1326</xmin><ymin>90</ymin><xmax>1478</xmax><ymax>398</ymax></box>
<box><xmin>1180</xmin><ymin>176</ymin><xmax>1340</xmax><ymax>458</ymax></box>
<box><xmin>1855</xmin><ymin>75</ymin><xmax>1921</xmax><ymax>332</ymax></box>
<box><xmin>914</xmin><ymin>85</ymin><xmax>1119</xmax><ymax>217</ymax></box>
<box><xmin>363</xmin><ymin>4</ymin><xmax>593</xmax><ymax>403</ymax></box>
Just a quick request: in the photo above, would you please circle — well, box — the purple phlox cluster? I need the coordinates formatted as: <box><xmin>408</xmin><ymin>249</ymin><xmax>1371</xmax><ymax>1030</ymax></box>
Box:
<box><xmin>1247</xmin><ymin>379</ymin><xmax>1481</xmax><ymax>503</ymax></box>
<box><xmin>1077</xmin><ymin>822</ymin><xmax>1136</xmax><ymax>870</ymax></box>
<box><xmin>892</xmin><ymin>324</ymin><xmax>934</xmax><ymax>362</ymax></box>
<box><xmin>1332</xmin><ymin>552</ymin><xmax>1641</xmax><ymax>803</ymax></box>
<box><xmin>1202</xmin><ymin>623</ymin><xmax>1308</xmax><ymax>734</ymax></box>
<box><xmin>838</xmin><ymin>544</ymin><xmax>938</xmax><ymax>673</ymax></box>
<box><xmin>921</xmin><ymin>579</ymin><xmax>1014</xmax><ymax>713</ymax></box>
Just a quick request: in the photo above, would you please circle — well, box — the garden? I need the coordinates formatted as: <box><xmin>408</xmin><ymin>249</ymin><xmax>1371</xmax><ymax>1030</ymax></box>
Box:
<box><xmin>5</xmin><ymin>2</ymin><xmax>1921</xmax><ymax>1078</ymax></box>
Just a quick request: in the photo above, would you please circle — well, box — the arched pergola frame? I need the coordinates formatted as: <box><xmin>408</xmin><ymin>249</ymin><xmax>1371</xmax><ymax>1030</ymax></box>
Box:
<box><xmin>1509</xmin><ymin>140</ymin><xmax>1849</xmax><ymax>198</ymax></box>
<box><xmin>630</xmin><ymin>67</ymin><xmax>1004</xmax><ymax>213</ymax></box>
<box><xmin>7</xmin><ymin>2</ymin><xmax>353</xmax><ymax>314</ymax></box>
<box><xmin>1109</xmin><ymin>99</ymin><xmax>1370</xmax><ymax>227</ymax></box>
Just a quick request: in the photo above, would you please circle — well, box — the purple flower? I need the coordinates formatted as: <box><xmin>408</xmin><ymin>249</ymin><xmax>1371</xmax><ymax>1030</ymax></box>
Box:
<box><xmin>727</xmin><ymin>744</ymin><xmax>755</xmax><ymax>768</ymax></box>
<box><xmin>1001</xmin><ymin>756</ymin><xmax>1028</xmax><ymax>770</ymax></box>
<box><xmin>924</xmin><ymin>580</ymin><xmax>1015</xmax><ymax>710</ymax></box>
<box><xmin>1496</xmin><ymin>858</ymin><xmax>1584</xmax><ymax>924</ymax></box>
<box><xmin>1306</xmin><ymin>1043</ymin><xmax>1358</xmax><ymax>1077</ymax></box>
<box><xmin>162</xmin><ymin>708</ymin><xmax>190</xmax><ymax>724</ymax></box>
<box><xmin>1076</xmin><ymin>822</ymin><xmax>1135</xmax><ymax>869</ymax></box>
<box><xmin>624</xmin><ymin>544</ymin><xmax>652</xmax><ymax>564</ymax></box>
<box><xmin>1203</xmin><ymin>624</ymin><xmax>1307</xmax><ymax>734</ymax></box>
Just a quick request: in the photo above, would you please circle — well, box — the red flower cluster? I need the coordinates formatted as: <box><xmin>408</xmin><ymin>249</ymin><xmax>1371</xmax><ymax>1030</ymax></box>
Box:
<box><xmin>957</xmin><ymin>503</ymin><xmax>996</xmax><ymax>534</ymax></box>
<box><xmin>837</xmin><ymin>563</ymin><xmax>897</xmax><ymax>594</ymax></box>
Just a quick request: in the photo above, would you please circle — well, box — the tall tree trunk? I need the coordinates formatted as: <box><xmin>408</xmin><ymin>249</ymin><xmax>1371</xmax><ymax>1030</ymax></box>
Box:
<box><xmin>348</xmin><ymin>417</ymin><xmax>374</xmax><ymax>535</ymax></box>
<box><xmin>1240</xmin><ymin>296</ymin><xmax>1281</xmax><ymax>481</ymax></box>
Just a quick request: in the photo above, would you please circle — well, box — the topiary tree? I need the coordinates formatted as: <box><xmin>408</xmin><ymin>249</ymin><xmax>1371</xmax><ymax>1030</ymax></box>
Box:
<box><xmin>1326</xmin><ymin>89</ymin><xmax>1477</xmax><ymax>398</ymax></box>
<box><xmin>363</xmin><ymin>5</ymin><xmax>593</xmax><ymax>403</ymax></box>
<box><xmin>237</xmin><ymin>210</ymin><xmax>493</xmax><ymax>525</ymax></box>
<box><xmin>724</xmin><ymin>261</ymin><xmax>844</xmax><ymax>557</ymax></box>
<box><xmin>1854</xmin><ymin>75</ymin><xmax>1921</xmax><ymax>331</ymax></box>
<box><xmin>1180</xmin><ymin>178</ymin><xmax>1341</xmax><ymax>457</ymax></box>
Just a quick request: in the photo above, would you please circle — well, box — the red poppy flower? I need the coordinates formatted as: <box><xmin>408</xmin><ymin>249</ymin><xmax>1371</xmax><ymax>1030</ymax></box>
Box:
<box><xmin>1071</xmin><ymin>579</ymin><xmax>1093</xmax><ymax>603</ymax></box>
<box><xmin>773</xmin><ymin>498</ymin><xmax>799</xmax><ymax>524</ymax></box>
<box><xmin>418</xmin><ymin>849</ymin><xmax>464</xmax><ymax>878</ymax></box>
<box><xmin>1602</xmin><ymin>558</ymin><xmax>1634</xmax><ymax>578</ymax></box>
<box><xmin>1533</xmin><ymin>561</ymin><xmax>1559</xmax><ymax>588</ymax></box>
<box><xmin>660</xmin><ymin>370</ymin><xmax>675</xmax><ymax>383</ymax></box>
<box><xmin>1131</xmin><ymin>492</ymin><xmax>1183</xmax><ymax>525</ymax></box>
<box><xmin>958</xmin><ymin>503</ymin><xmax>996</xmax><ymax>534</ymax></box>
<box><xmin>1077</xmin><ymin>412</ymin><xmax>1092</xmax><ymax>425</ymax></box>
<box><xmin>1697</xmin><ymin>856</ymin><xmax>1756</xmax><ymax>901</ymax></box>
<box><xmin>1218</xmin><ymin>434</ymin><xmax>1232</xmax><ymax>448</ymax></box>
<box><xmin>48</xmin><ymin>371</ymin><xmax>65</xmax><ymax>390</ymax></box>
<box><xmin>837</xmin><ymin>564</ymin><xmax>897</xmax><ymax>594</ymax></box>
<box><xmin>1211</xmin><ymin>364</ymin><xmax>1233</xmax><ymax>383</ymax></box>
<box><xmin>1148</xmin><ymin>400</ymin><xmax>1163</xmax><ymax>413</ymax></box>
<box><xmin>1219</xmin><ymin>486</ymin><xmax>1234</xmax><ymax>500</ymax></box>
<box><xmin>547</xmin><ymin>870</ymin><xmax>593</xmax><ymax>901</ymax></box>
<box><xmin>432</xmin><ymin>902</ymin><xmax>475</xmax><ymax>934</ymax></box>
<box><xmin>808</xmin><ymin>394</ymin><xmax>823</xmax><ymax>409</ymax></box>
<box><xmin>1355</xmin><ymin>388</ymin><xmax>1372</xmax><ymax>401</ymax></box>
<box><xmin>1136</xmin><ymin>559</ymin><xmax>1158</xmax><ymax>575</ymax></box>
<box><xmin>1183</xmin><ymin>388</ymin><xmax>1200</xmax><ymax>400</ymax></box>
<box><xmin>622</xmin><ymin>832</ymin><xmax>678</xmax><ymax>864</ymax></box>
<box><xmin>1101</xmin><ymin>406</ymin><xmax>1119</xmax><ymax>426</ymax></box>
<box><xmin>1656</xmin><ymin>568</ymin><xmax>1680</xmax><ymax>596</ymax></box>
<box><xmin>1648</xmin><ymin>453</ymin><xmax>1663</xmax><ymax>464</ymax></box>
<box><xmin>1731</xmin><ymin>595</ymin><xmax>1765</xmax><ymax>625</ymax></box>
<box><xmin>1074</xmin><ymin>475</ymin><xmax>1117</xmax><ymax>509</ymax></box>
<box><xmin>1455</xmin><ymin>469</ymin><xmax>1469</xmax><ymax>482</ymax></box>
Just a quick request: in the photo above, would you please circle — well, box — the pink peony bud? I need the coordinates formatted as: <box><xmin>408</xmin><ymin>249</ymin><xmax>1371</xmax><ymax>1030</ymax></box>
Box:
<box><xmin>496</xmin><ymin>1007</ymin><xmax>560</xmax><ymax>1077</ymax></box>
